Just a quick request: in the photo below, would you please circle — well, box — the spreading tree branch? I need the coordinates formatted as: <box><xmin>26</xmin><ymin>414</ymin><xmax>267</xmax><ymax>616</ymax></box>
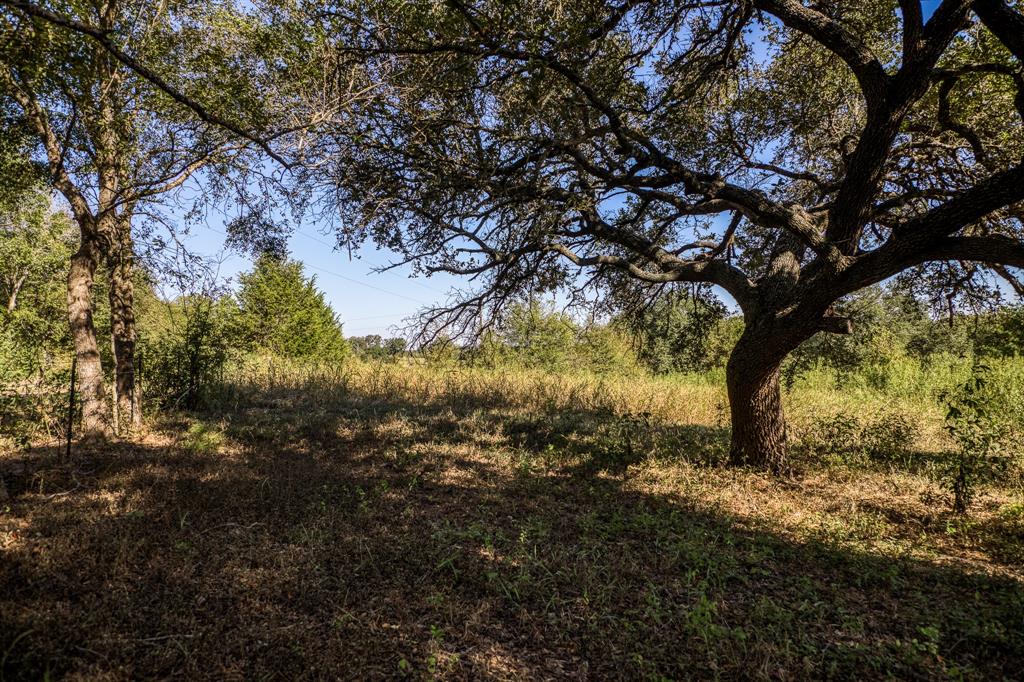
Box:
<box><xmin>972</xmin><ymin>0</ymin><xmax>1024</xmax><ymax>62</ymax></box>
<box><xmin>0</xmin><ymin>0</ymin><xmax>289</xmax><ymax>166</ymax></box>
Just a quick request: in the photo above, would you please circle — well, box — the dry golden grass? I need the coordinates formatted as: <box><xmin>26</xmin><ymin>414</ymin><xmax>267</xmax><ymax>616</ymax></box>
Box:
<box><xmin>231</xmin><ymin>357</ymin><xmax>948</xmax><ymax>435</ymax></box>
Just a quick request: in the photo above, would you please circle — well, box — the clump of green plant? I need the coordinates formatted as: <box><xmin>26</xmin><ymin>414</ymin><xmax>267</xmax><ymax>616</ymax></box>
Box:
<box><xmin>146</xmin><ymin>297</ymin><xmax>233</xmax><ymax>410</ymax></box>
<box><xmin>797</xmin><ymin>410</ymin><xmax>918</xmax><ymax>466</ymax></box>
<box><xmin>597</xmin><ymin>411</ymin><xmax>655</xmax><ymax>473</ymax></box>
<box><xmin>0</xmin><ymin>361</ymin><xmax>78</xmax><ymax>450</ymax></box>
<box><xmin>799</xmin><ymin>413</ymin><xmax>862</xmax><ymax>464</ymax></box>
<box><xmin>179</xmin><ymin>421</ymin><xmax>224</xmax><ymax>455</ymax></box>
<box><xmin>861</xmin><ymin>412</ymin><xmax>919</xmax><ymax>462</ymax></box>
<box><xmin>420</xmin><ymin>334</ymin><xmax>461</xmax><ymax>367</ymax></box>
<box><xmin>0</xmin><ymin>390</ymin><xmax>62</xmax><ymax>449</ymax></box>
<box><xmin>940</xmin><ymin>364</ymin><xmax>1010</xmax><ymax>514</ymax></box>
<box><xmin>349</xmin><ymin>334</ymin><xmax>407</xmax><ymax>361</ymax></box>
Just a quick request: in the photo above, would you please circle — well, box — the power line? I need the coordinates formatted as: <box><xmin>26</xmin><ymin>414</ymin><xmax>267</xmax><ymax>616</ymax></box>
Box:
<box><xmin>289</xmin><ymin>227</ymin><xmax>452</xmax><ymax>296</ymax></box>
<box><xmin>344</xmin><ymin>312</ymin><xmax>409</xmax><ymax>322</ymax></box>
<box><xmin>302</xmin><ymin>262</ymin><xmax>430</xmax><ymax>305</ymax></box>
<box><xmin>202</xmin><ymin>225</ymin><xmax>432</xmax><ymax>305</ymax></box>
<box><xmin>344</xmin><ymin>325</ymin><xmax>405</xmax><ymax>334</ymax></box>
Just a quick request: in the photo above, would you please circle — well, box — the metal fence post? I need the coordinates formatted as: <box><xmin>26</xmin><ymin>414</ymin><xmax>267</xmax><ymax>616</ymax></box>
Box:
<box><xmin>134</xmin><ymin>349</ymin><xmax>142</xmax><ymax>426</ymax></box>
<box><xmin>65</xmin><ymin>355</ymin><xmax>77</xmax><ymax>461</ymax></box>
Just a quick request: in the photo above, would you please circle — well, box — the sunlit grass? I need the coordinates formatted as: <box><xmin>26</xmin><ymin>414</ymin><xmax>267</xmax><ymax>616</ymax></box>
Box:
<box><xmin>225</xmin><ymin>354</ymin><xmax>968</xmax><ymax>452</ymax></box>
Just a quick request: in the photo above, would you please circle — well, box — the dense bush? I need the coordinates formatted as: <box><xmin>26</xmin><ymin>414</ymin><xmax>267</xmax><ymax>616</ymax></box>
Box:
<box><xmin>782</xmin><ymin>286</ymin><xmax>1024</xmax><ymax>400</ymax></box>
<box><xmin>487</xmin><ymin>300</ymin><xmax>578</xmax><ymax>371</ymax></box>
<box><xmin>143</xmin><ymin>296</ymin><xmax>234</xmax><ymax>410</ymax></box>
<box><xmin>788</xmin><ymin>288</ymin><xmax>954</xmax><ymax>388</ymax></box>
<box><xmin>420</xmin><ymin>334</ymin><xmax>461</xmax><ymax>367</ymax></box>
<box><xmin>941</xmin><ymin>363</ymin><xmax>1024</xmax><ymax>512</ymax></box>
<box><xmin>0</xmin><ymin>369</ymin><xmax>72</xmax><ymax>448</ymax></box>
<box><xmin>0</xmin><ymin>188</ymin><xmax>74</xmax><ymax>380</ymax></box>
<box><xmin>796</xmin><ymin>410</ymin><xmax>919</xmax><ymax>466</ymax></box>
<box><xmin>575</xmin><ymin>325</ymin><xmax>642</xmax><ymax>376</ymax></box>
<box><xmin>975</xmin><ymin>306</ymin><xmax>1024</xmax><ymax>359</ymax></box>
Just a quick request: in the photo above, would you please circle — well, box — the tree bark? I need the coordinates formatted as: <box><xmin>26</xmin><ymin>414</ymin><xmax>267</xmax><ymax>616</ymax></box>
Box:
<box><xmin>7</xmin><ymin>274</ymin><xmax>26</xmax><ymax>312</ymax></box>
<box><xmin>108</xmin><ymin>219</ymin><xmax>141</xmax><ymax>431</ymax></box>
<box><xmin>725</xmin><ymin>318</ymin><xmax>812</xmax><ymax>471</ymax></box>
<box><xmin>67</xmin><ymin>238</ymin><xmax>109</xmax><ymax>437</ymax></box>
<box><xmin>726</xmin><ymin>354</ymin><xmax>788</xmax><ymax>470</ymax></box>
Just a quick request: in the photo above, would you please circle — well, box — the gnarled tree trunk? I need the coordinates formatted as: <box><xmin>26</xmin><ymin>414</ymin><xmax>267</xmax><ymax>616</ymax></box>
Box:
<box><xmin>725</xmin><ymin>309</ymin><xmax>849</xmax><ymax>470</ymax></box>
<box><xmin>108</xmin><ymin>217</ymin><xmax>141</xmax><ymax>432</ymax></box>
<box><xmin>726</xmin><ymin>346</ymin><xmax>788</xmax><ymax>471</ymax></box>
<box><xmin>67</xmin><ymin>238</ymin><xmax>109</xmax><ymax>437</ymax></box>
<box><xmin>725</xmin><ymin>313</ymin><xmax>815</xmax><ymax>471</ymax></box>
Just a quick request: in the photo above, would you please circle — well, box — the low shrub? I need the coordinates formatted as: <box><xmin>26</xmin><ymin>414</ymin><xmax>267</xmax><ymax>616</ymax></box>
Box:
<box><xmin>940</xmin><ymin>363</ymin><xmax>1022</xmax><ymax>513</ymax></box>
<box><xmin>796</xmin><ymin>410</ymin><xmax>919</xmax><ymax>466</ymax></box>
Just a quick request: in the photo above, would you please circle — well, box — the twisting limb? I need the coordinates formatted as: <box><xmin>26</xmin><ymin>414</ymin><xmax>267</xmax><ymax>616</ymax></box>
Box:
<box><xmin>753</xmin><ymin>0</ymin><xmax>889</xmax><ymax>106</ymax></box>
<box><xmin>972</xmin><ymin>0</ymin><xmax>1024</xmax><ymax>62</ymax></box>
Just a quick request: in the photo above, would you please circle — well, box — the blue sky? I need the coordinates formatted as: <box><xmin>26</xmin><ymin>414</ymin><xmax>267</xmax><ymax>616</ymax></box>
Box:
<box><xmin>173</xmin><ymin>0</ymin><xmax>946</xmax><ymax>337</ymax></box>
<box><xmin>176</xmin><ymin>219</ymin><xmax>463</xmax><ymax>338</ymax></box>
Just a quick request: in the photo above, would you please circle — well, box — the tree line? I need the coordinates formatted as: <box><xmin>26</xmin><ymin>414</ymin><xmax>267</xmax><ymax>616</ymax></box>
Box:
<box><xmin>1</xmin><ymin>232</ymin><xmax>349</xmax><ymax>415</ymax></box>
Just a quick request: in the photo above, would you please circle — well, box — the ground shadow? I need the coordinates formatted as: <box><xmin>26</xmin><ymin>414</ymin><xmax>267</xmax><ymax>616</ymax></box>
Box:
<box><xmin>1</xmin><ymin>389</ymin><xmax>1022</xmax><ymax>680</ymax></box>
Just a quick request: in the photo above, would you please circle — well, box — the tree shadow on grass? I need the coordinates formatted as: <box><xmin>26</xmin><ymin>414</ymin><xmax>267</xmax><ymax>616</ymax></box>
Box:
<box><xmin>1</xmin><ymin>393</ymin><xmax>1022</xmax><ymax>680</ymax></box>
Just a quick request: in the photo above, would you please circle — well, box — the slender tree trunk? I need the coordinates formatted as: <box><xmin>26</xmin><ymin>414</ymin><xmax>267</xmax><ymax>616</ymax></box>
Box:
<box><xmin>7</xmin><ymin>274</ymin><xmax>26</xmax><ymax>312</ymax></box>
<box><xmin>108</xmin><ymin>217</ymin><xmax>141</xmax><ymax>431</ymax></box>
<box><xmin>67</xmin><ymin>239</ymin><xmax>109</xmax><ymax>437</ymax></box>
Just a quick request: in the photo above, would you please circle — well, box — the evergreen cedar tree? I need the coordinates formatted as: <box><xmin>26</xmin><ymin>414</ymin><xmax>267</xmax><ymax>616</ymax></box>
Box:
<box><xmin>236</xmin><ymin>255</ymin><xmax>350</xmax><ymax>363</ymax></box>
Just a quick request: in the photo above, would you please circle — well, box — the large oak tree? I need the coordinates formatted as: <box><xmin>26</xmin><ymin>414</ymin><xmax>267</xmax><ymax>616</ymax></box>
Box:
<box><xmin>306</xmin><ymin>0</ymin><xmax>1024</xmax><ymax>470</ymax></box>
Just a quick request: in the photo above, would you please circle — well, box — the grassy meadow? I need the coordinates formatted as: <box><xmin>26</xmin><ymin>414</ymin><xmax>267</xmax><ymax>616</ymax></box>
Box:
<box><xmin>2</xmin><ymin>357</ymin><xmax>1022</xmax><ymax>679</ymax></box>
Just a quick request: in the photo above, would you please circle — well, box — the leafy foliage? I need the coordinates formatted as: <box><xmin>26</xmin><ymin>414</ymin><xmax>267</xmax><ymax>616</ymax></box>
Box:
<box><xmin>349</xmin><ymin>335</ymin><xmax>408</xmax><ymax>361</ymax></box>
<box><xmin>941</xmin><ymin>363</ymin><xmax>1018</xmax><ymax>514</ymax></box>
<box><xmin>975</xmin><ymin>305</ymin><xmax>1024</xmax><ymax>358</ymax></box>
<box><xmin>234</xmin><ymin>254</ymin><xmax>349</xmax><ymax>363</ymax></box>
<box><xmin>797</xmin><ymin>411</ymin><xmax>919</xmax><ymax>467</ymax></box>
<box><xmin>618</xmin><ymin>288</ymin><xmax>740</xmax><ymax>374</ymax></box>
<box><xmin>145</xmin><ymin>296</ymin><xmax>234</xmax><ymax>410</ymax></box>
<box><xmin>0</xmin><ymin>187</ymin><xmax>74</xmax><ymax>378</ymax></box>
<box><xmin>785</xmin><ymin>286</ymin><xmax>1024</xmax><ymax>393</ymax></box>
<box><xmin>484</xmin><ymin>300</ymin><xmax>577</xmax><ymax>371</ymax></box>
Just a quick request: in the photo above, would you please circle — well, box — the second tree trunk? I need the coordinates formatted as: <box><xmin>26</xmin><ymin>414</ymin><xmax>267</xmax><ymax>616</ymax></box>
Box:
<box><xmin>67</xmin><ymin>241</ymin><xmax>109</xmax><ymax>436</ymax></box>
<box><xmin>108</xmin><ymin>220</ymin><xmax>141</xmax><ymax>431</ymax></box>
